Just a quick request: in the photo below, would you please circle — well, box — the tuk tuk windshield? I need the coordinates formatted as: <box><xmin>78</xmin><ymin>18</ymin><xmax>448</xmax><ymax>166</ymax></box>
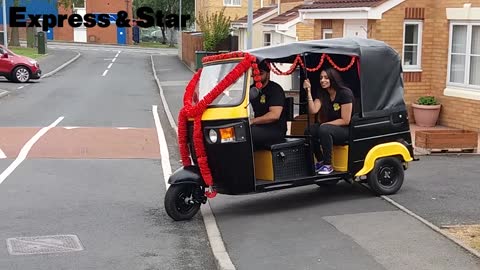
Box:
<box><xmin>196</xmin><ymin>61</ymin><xmax>246</xmax><ymax>106</ymax></box>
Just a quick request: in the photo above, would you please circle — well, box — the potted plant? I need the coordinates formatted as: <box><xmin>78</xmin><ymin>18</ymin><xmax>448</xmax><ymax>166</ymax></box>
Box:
<box><xmin>412</xmin><ymin>96</ymin><xmax>441</xmax><ymax>127</ymax></box>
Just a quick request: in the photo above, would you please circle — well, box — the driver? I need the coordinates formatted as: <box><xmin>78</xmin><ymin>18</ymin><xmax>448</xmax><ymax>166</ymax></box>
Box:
<box><xmin>249</xmin><ymin>61</ymin><xmax>287</xmax><ymax>149</ymax></box>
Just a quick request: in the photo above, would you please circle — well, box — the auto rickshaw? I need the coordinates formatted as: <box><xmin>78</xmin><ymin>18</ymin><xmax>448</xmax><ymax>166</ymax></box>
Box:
<box><xmin>165</xmin><ymin>37</ymin><xmax>415</xmax><ymax>221</ymax></box>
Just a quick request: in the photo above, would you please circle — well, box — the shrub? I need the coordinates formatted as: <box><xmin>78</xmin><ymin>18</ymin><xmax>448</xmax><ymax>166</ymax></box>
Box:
<box><xmin>416</xmin><ymin>96</ymin><xmax>439</xmax><ymax>105</ymax></box>
<box><xmin>196</xmin><ymin>8</ymin><xmax>232</xmax><ymax>51</ymax></box>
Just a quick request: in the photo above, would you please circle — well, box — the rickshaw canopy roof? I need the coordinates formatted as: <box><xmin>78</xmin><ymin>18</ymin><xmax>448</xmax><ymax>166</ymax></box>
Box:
<box><xmin>244</xmin><ymin>37</ymin><xmax>406</xmax><ymax>116</ymax></box>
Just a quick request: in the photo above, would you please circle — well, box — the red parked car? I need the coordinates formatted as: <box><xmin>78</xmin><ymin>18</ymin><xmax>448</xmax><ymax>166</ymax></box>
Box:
<box><xmin>0</xmin><ymin>45</ymin><xmax>42</xmax><ymax>83</ymax></box>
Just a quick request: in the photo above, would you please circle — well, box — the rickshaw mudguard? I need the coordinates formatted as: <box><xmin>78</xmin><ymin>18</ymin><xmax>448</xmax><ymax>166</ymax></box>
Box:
<box><xmin>355</xmin><ymin>142</ymin><xmax>413</xmax><ymax>177</ymax></box>
<box><xmin>168</xmin><ymin>165</ymin><xmax>205</xmax><ymax>186</ymax></box>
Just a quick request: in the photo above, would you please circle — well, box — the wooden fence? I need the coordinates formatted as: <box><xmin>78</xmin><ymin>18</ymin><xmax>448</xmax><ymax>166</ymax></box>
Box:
<box><xmin>181</xmin><ymin>32</ymin><xmax>239</xmax><ymax>70</ymax></box>
<box><xmin>182</xmin><ymin>32</ymin><xmax>204</xmax><ymax>71</ymax></box>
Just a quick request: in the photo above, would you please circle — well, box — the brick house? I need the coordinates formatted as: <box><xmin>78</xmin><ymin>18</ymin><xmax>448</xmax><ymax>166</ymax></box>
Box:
<box><xmin>56</xmin><ymin>0</ymin><xmax>133</xmax><ymax>45</ymax></box>
<box><xmin>0</xmin><ymin>0</ymin><xmax>133</xmax><ymax>45</ymax></box>
<box><xmin>257</xmin><ymin>0</ymin><xmax>480</xmax><ymax>132</ymax></box>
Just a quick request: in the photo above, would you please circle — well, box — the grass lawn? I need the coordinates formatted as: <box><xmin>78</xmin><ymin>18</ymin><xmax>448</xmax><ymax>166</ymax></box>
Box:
<box><xmin>443</xmin><ymin>225</ymin><xmax>480</xmax><ymax>252</ymax></box>
<box><xmin>136</xmin><ymin>42</ymin><xmax>177</xmax><ymax>49</ymax></box>
<box><xmin>9</xmin><ymin>47</ymin><xmax>45</xmax><ymax>60</ymax></box>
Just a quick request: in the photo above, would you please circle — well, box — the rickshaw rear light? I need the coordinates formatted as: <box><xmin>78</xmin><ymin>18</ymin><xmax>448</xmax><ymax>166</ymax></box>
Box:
<box><xmin>219</xmin><ymin>127</ymin><xmax>235</xmax><ymax>143</ymax></box>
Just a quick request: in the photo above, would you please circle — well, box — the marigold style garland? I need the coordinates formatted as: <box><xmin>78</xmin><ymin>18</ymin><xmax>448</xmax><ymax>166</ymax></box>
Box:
<box><xmin>267</xmin><ymin>53</ymin><xmax>356</xmax><ymax>75</ymax></box>
<box><xmin>177</xmin><ymin>52</ymin><xmax>262</xmax><ymax>198</ymax></box>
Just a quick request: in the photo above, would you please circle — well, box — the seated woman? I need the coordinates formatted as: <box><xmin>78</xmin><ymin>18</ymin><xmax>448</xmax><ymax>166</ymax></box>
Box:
<box><xmin>303</xmin><ymin>67</ymin><xmax>354</xmax><ymax>175</ymax></box>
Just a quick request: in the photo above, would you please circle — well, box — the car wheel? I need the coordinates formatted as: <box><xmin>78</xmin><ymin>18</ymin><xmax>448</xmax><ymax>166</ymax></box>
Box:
<box><xmin>367</xmin><ymin>157</ymin><xmax>404</xmax><ymax>195</ymax></box>
<box><xmin>12</xmin><ymin>66</ymin><xmax>31</xmax><ymax>83</ymax></box>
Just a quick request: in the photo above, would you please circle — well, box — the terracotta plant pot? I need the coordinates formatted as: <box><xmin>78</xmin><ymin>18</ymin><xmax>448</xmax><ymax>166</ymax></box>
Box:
<box><xmin>412</xmin><ymin>103</ymin><xmax>441</xmax><ymax>127</ymax></box>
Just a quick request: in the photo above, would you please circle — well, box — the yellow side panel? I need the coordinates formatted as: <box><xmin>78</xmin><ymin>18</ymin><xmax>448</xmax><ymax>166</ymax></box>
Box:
<box><xmin>332</xmin><ymin>145</ymin><xmax>348</xmax><ymax>172</ymax></box>
<box><xmin>355</xmin><ymin>142</ymin><xmax>413</xmax><ymax>177</ymax></box>
<box><xmin>254</xmin><ymin>150</ymin><xmax>274</xmax><ymax>181</ymax></box>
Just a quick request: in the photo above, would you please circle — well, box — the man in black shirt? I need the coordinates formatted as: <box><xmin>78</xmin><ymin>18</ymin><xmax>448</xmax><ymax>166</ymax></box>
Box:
<box><xmin>249</xmin><ymin>61</ymin><xmax>287</xmax><ymax>149</ymax></box>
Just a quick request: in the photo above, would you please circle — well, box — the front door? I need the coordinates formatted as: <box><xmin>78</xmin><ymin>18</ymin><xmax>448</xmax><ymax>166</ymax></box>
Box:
<box><xmin>117</xmin><ymin>27</ymin><xmax>126</xmax><ymax>45</ymax></box>
<box><xmin>73</xmin><ymin>7</ymin><xmax>87</xmax><ymax>42</ymax></box>
<box><xmin>344</xmin><ymin>19</ymin><xmax>368</xmax><ymax>38</ymax></box>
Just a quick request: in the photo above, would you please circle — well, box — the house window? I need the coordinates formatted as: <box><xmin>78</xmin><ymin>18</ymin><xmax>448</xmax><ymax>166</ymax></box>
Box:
<box><xmin>264</xmin><ymin>33</ymin><xmax>271</xmax><ymax>46</ymax></box>
<box><xmin>224</xmin><ymin>0</ymin><xmax>241</xmax><ymax>6</ymax></box>
<box><xmin>323</xmin><ymin>29</ymin><xmax>333</xmax><ymax>39</ymax></box>
<box><xmin>73</xmin><ymin>0</ymin><xmax>85</xmax><ymax>8</ymax></box>
<box><xmin>448</xmin><ymin>22</ymin><xmax>480</xmax><ymax>88</ymax></box>
<box><xmin>403</xmin><ymin>20</ymin><xmax>423</xmax><ymax>71</ymax></box>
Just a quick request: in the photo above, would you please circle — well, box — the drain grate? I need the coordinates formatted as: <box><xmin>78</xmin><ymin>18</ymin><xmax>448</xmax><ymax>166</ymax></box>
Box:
<box><xmin>6</xmin><ymin>234</ymin><xmax>84</xmax><ymax>255</ymax></box>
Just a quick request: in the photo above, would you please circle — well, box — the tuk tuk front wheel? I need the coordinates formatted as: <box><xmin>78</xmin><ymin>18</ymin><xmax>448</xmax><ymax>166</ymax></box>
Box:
<box><xmin>165</xmin><ymin>184</ymin><xmax>202</xmax><ymax>221</ymax></box>
<box><xmin>367</xmin><ymin>157</ymin><xmax>404</xmax><ymax>195</ymax></box>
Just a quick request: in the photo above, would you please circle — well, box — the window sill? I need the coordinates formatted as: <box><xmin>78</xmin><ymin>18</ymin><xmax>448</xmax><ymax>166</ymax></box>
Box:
<box><xmin>402</xmin><ymin>68</ymin><xmax>422</xmax><ymax>73</ymax></box>
<box><xmin>444</xmin><ymin>86</ymin><xmax>480</xmax><ymax>101</ymax></box>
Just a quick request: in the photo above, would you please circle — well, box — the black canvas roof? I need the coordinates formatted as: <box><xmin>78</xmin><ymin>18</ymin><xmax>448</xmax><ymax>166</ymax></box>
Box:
<box><xmin>244</xmin><ymin>37</ymin><xmax>406</xmax><ymax>116</ymax></box>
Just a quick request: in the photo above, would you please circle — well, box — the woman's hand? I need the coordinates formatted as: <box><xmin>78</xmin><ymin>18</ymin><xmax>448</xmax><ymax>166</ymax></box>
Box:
<box><xmin>303</xmin><ymin>79</ymin><xmax>311</xmax><ymax>91</ymax></box>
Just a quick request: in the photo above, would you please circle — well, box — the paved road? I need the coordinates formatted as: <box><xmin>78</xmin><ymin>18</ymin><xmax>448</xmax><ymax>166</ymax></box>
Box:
<box><xmin>44</xmin><ymin>42</ymin><xmax>178</xmax><ymax>55</ymax></box>
<box><xmin>153</xmin><ymin>55</ymin><xmax>480</xmax><ymax>270</ymax></box>
<box><xmin>0</xmin><ymin>50</ymin><xmax>215</xmax><ymax>269</ymax></box>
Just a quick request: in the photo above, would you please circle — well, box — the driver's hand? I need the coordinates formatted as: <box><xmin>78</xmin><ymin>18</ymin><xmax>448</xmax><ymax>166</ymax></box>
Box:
<box><xmin>303</xmin><ymin>79</ymin><xmax>311</xmax><ymax>90</ymax></box>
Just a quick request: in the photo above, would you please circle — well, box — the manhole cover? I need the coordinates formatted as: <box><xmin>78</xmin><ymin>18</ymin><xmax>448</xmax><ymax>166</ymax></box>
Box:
<box><xmin>6</xmin><ymin>234</ymin><xmax>84</xmax><ymax>255</ymax></box>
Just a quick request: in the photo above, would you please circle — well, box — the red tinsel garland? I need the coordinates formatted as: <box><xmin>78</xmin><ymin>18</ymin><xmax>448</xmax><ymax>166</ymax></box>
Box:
<box><xmin>177</xmin><ymin>52</ymin><xmax>261</xmax><ymax>198</ymax></box>
<box><xmin>268</xmin><ymin>53</ymin><xmax>356</xmax><ymax>75</ymax></box>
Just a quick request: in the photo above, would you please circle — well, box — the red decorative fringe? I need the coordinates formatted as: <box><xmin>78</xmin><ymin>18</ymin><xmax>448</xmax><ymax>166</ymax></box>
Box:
<box><xmin>268</xmin><ymin>54</ymin><xmax>356</xmax><ymax>75</ymax></box>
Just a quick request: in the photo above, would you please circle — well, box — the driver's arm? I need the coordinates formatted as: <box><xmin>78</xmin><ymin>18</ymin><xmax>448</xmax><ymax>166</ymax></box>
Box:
<box><xmin>251</xmin><ymin>106</ymin><xmax>283</xmax><ymax>125</ymax></box>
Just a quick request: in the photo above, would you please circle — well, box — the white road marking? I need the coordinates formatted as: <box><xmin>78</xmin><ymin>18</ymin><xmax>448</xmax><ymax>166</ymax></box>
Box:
<box><xmin>63</xmin><ymin>127</ymin><xmax>80</xmax><ymax>129</ymax></box>
<box><xmin>102</xmin><ymin>51</ymin><xmax>120</xmax><ymax>77</ymax></box>
<box><xmin>108</xmin><ymin>63</ymin><xmax>113</xmax><ymax>69</ymax></box>
<box><xmin>117</xmin><ymin>127</ymin><xmax>133</xmax><ymax>130</ymax></box>
<box><xmin>112</xmin><ymin>58</ymin><xmax>116</xmax><ymax>63</ymax></box>
<box><xmin>0</xmin><ymin>117</ymin><xmax>64</xmax><ymax>185</ymax></box>
<box><xmin>151</xmin><ymin>56</ymin><xmax>177</xmax><ymax>133</ymax></box>
<box><xmin>152</xmin><ymin>105</ymin><xmax>171</xmax><ymax>189</ymax></box>
<box><xmin>17</xmin><ymin>86</ymin><xmax>24</xmax><ymax>89</ymax></box>
<box><xmin>102</xmin><ymin>70</ymin><xmax>109</xmax><ymax>77</ymax></box>
<box><xmin>0</xmin><ymin>148</ymin><xmax>6</xmax><ymax>159</ymax></box>
<box><xmin>151</xmin><ymin>55</ymin><xmax>236</xmax><ymax>270</ymax></box>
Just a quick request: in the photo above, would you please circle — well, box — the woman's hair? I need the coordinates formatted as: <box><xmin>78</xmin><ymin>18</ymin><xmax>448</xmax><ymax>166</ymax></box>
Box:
<box><xmin>321</xmin><ymin>67</ymin><xmax>349</xmax><ymax>92</ymax></box>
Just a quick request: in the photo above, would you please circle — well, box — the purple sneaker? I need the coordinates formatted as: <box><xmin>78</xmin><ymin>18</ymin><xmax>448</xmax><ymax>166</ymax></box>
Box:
<box><xmin>315</xmin><ymin>161</ymin><xmax>324</xmax><ymax>172</ymax></box>
<box><xmin>317</xmin><ymin>165</ymin><xmax>333</xmax><ymax>175</ymax></box>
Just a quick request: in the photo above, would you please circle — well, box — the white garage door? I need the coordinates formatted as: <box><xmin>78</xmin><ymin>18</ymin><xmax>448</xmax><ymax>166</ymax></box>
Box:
<box><xmin>344</xmin><ymin>19</ymin><xmax>368</xmax><ymax>38</ymax></box>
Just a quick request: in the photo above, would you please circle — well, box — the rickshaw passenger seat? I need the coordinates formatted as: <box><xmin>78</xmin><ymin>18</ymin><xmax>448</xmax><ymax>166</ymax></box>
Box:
<box><xmin>256</xmin><ymin>137</ymin><xmax>305</xmax><ymax>151</ymax></box>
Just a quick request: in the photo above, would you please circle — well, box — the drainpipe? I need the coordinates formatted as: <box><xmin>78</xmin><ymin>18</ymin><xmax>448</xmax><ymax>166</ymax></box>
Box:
<box><xmin>125</xmin><ymin>0</ymin><xmax>130</xmax><ymax>45</ymax></box>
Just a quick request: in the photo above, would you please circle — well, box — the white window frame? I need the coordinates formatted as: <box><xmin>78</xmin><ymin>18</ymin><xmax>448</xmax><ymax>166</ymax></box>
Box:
<box><xmin>447</xmin><ymin>21</ymin><xmax>480</xmax><ymax>91</ymax></box>
<box><xmin>323</xmin><ymin>29</ymin><xmax>333</xmax><ymax>39</ymax></box>
<box><xmin>402</xmin><ymin>20</ymin><xmax>423</xmax><ymax>72</ymax></box>
<box><xmin>224</xmin><ymin>0</ymin><xmax>241</xmax><ymax>7</ymax></box>
<box><xmin>263</xmin><ymin>32</ymin><xmax>272</xmax><ymax>46</ymax></box>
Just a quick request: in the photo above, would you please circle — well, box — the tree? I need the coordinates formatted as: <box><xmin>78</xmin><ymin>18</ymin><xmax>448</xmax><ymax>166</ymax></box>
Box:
<box><xmin>196</xmin><ymin>8</ymin><xmax>231</xmax><ymax>51</ymax></box>
<box><xmin>133</xmin><ymin>0</ymin><xmax>195</xmax><ymax>46</ymax></box>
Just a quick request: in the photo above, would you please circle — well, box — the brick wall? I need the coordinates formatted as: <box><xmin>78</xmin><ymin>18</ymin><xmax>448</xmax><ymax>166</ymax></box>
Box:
<box><xmin>197</xmin><ymin>0</ymin><xmax>262</xmax><ymax>25</ymax></box>
<box><xmin>429</xmin><ymin>0</ymin><xmax>480</xmax><ymax>131</ymax></box>
<box><xmin>279</xmin><ymin>0</ymin><xmax>302</xmax><ymax>14</ymax></box>
<box><xmin>332</xmin><ymin>20</ymin><xmax>343</xmax><ymax>38</ymax></box>
<box><xmin>296</xmin><ymin>19</ymin><xmax>314</xmax><ymax>40</ymax></box>
<box><xmin>55</xmin><ymin>5</ymin><xmax>73</xmax><ymax>42</ymax></box>
<box><xmin>369</xmin><ymin>0</ymin><xmax>480</xmax><ymax>131</ymax></box>
<box><xmin>86</xmin><ymin>0</ymin><xmax>133</xmax><ymax>45</ymax></box>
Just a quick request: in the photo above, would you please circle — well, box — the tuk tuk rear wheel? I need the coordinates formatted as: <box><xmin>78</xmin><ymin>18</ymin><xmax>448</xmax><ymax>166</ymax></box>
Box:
<box><xmin>367</xmin><ymin>157</ymin><xmax>404</xmax><ymax>195</ymax></box>
<box><xmin>165</xmin><ymin>184</ymin><xmax>201</xmax><ymax>221</ymax></box>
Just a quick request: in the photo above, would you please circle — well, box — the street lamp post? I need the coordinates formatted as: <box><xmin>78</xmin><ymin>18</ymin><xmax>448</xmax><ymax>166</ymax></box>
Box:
<box><xmin>2</xmin><ymin>0</ymin><xmax>7</xmax><ymax>48</ymax></box>
<box><xmin>247</xmin><ymin>0</ymin><xmax>252</xmax><ymax>49</ymax></box>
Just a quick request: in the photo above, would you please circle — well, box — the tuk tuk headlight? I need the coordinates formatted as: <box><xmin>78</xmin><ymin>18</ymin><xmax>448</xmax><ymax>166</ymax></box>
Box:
<box><xmin>208</xmin><ymin>129</ymin><xmax>218</xmax><ymax>143</ymax></box>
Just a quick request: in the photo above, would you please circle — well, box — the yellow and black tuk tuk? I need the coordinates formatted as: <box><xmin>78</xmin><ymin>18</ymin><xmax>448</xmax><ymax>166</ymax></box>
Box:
<box><xmin>165</xmin><ymin>37</ymin><xmax>415</xmax><ymax>221</ymax></box>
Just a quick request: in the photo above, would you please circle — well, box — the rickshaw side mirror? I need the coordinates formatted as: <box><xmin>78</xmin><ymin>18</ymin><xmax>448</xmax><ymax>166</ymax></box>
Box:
<box><xmin>249</xmin><ymin>86</ymin><xmax>260</xmax><ymax>101</ymax></box>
